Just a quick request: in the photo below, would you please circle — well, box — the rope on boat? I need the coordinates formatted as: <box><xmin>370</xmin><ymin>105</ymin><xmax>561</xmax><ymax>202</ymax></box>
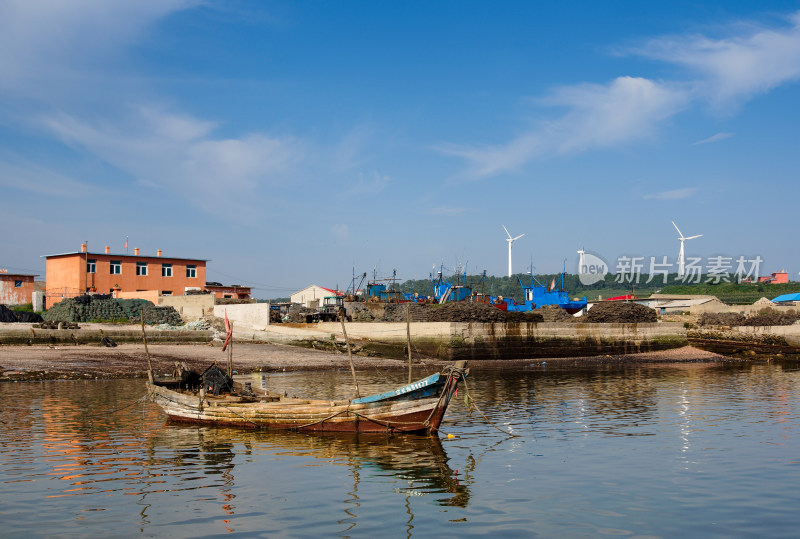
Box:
<box><xmin>460</xmin><ymin>377</ymin><xmax>520</xmax><ymax>438</ymax></box>
<box><xmin>291</xmin><ymin>408</ymin><xmax>418</xmax><ymax>432</ymax></box>
<box><xmin>423</xmin><ymin>362</ymin><xmax>469</xmax><ymax>428</ymax></box>
<box><xmin>219</xmin><ymin>404</ymin><xmax>262</xmax><ymax>429</ymax></box>
<box><xmin>292</xmin><ymin>408</ymin><xmax>350</xmax><ymax>430</ymax></box>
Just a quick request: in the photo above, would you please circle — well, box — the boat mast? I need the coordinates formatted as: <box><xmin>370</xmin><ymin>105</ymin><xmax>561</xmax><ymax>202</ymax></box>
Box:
<box><xmin>339</xmin><ymin>309</ymin><xmax>360</xmax><ymax>398</ymax></box>
<box><xmin>140</xmin><ymin>311</ymin><xmax>154</xmax><ymax>384</ymax></box>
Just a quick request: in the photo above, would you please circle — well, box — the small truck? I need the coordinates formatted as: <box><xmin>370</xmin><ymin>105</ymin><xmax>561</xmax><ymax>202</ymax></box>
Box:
<box><xmin>305</xmin><ymin>296</ymin><xmax>346</xmax><ymax>322</ymax></box>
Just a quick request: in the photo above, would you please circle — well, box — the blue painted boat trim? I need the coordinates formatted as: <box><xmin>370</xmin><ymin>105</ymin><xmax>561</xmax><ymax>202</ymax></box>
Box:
<box><xmin>352</xmin><ymin>373</ymin><xmax>443</xmax><ymax>404</ymax></box>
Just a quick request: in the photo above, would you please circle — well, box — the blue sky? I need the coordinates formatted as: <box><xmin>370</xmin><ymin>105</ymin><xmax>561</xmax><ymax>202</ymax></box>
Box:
<box><xmin>2</xmin><ymin>1</ymin><xmax>800</xmax><ymax>298</ymax></box>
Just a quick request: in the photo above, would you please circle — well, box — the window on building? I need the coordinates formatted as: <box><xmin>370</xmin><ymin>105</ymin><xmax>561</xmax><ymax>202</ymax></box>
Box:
<box><xmin>162</xmin><ymin>263</ymin><xmax>172</xmax><ymax>277</ymax></box>
<box><xmin>110</xmin><ymin>260</ymin><xmax>121</xmax><ymax>275</ymax></box>
<box><xmin>87</xmin><ymin>259</ymin><xmax>96</xmax><ymax>273</ymax></box>
<box><xmin>136</xmin><ymin>262</ymin><xmax>148</xmax><ymax>276</ymax></box>
<box><xmin>162</xmin><ymin>290</ymin><xmax>172</xmax><ymax>296</ymax></box>
<box><xmin>186</xmin><ymin>264</ymin><xmax>197</xmax><ymax>278</ymax></box>
<box><xmin>14</xmin><ymin>280</ymin><xmax>22</xmax><ymax>287</ymax></box>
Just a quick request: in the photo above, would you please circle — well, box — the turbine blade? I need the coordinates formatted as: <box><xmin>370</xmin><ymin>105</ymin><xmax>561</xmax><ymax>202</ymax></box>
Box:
<box><xmin>685</xmin><ymin>234</ymin><xmax>703</xmax><ymax>240</ymax></box>
<box><xmin>672</xmin><ymin>221</ymin><xmax>684</xmax><ymax>238</ymax></box>
<box><xmin>513</xmin><ymin>234</ymin><xmax>525</xmax><ymax>241</ymax></box>
<box><xmin>502</xmin><ymin>224</ymin><xmax>512</xmax><ymax>239</ymax></box>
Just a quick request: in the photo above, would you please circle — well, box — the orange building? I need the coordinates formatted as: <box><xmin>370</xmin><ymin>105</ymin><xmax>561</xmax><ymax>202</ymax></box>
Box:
<box><xmin>758</xmin><ymin>270</ymin><xmax>789</xmax><ymax>284</ymax></box>
<box><xmin>0</xmin><ymin>270</ymin><xmax>38</xmax><ymax>305</ymax></box>
<box><xmin>204</xmin><ymin>283</ymin><xmax>251</xmax><ymax>300</ymax></box>
<box><xmin>44</xmin><ymin>244</ymin><xmax>207</xmax><ymax>305</ymax></box>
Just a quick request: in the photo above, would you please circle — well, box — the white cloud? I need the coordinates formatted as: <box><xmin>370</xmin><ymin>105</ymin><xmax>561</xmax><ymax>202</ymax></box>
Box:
<box><xmin>634</xmin><ymin>11</ymin><xmax>800</xmax><ymax>106</ymax></box>
<box><xmin>643</xmin><ymin>187</ymin><xmax>697</xmax><ymax>200</ymax></box>
<box><xmin>542</xmin><ymin>76</ymin><xmax>689</xmax><ymax>153</ymax></box>
<box><xmin>332</xmin><ymin>224</ymin><xmax>350</xmax><ymax>240</ymax></box>
<box><xmin>440</xmin><ymin>77</ymin><xmax>688</xmax><ymax>179</ymax></box>
<box><xmin>437</xmin><ymin>133</ymin><xmax>542</xmax><ymax>179</ymax></box>
<box><xmin>443</xmin><ymin>10</ymin><xmax>800</xmax><ymax>180</ymax></box>
<box><xmin>0</xmin><ymin>159</ymin><xmax>93</xmax><ymax>197</ymax></box>
<box><xmin>40</xmin><ymin>108</ymin><xmax>306</xmax><ymax>208</ymax></box>
<box><xmin>0</xmin><ymin>0</ymin><xmax>200</xmax><ymax>97</ymax></box>
<box><xmin>0</xmin><ymin>2</ymin><xmax>311</xmax><ymax>220</ymax></box>
<box><xmin>693</xmin><ymin>132</ymin><xmax>734</xmax><ymax>145</ymax></box>
<box><xmin>346</xmin><ymin>171</ymin><xmax>390</xmax><ymax>196</ymax></box>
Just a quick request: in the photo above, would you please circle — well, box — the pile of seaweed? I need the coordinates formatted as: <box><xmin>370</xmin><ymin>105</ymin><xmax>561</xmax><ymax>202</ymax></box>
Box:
<box><xmin>534</xmin><ymin>304</ymin><xmax>574</xmax><ymax>322</ymax></box>
<box><xmin>504</xmin><ymin>311</ymin><xmax>545</xmax><ymax>323</ymax></box>
<box><xmin>585</xmin><ymin>301</ymin><xmax>657</xmax><ymax>323</ymax></box>
<box><xmin>42</xmin><ymin>295</ymin><xmax>183</xmax><ymax>324</ymax></box>
<box><xmin>0</xmin><ymin>305</ymin><xmax>44</xmax><ymax>323</ymax></box>
<box><xmin>383</xmin><ymin>302</ymin><xmax>537</xmax><ymax>323</ymax></box>
<box><xmin>698</xmin><ymin>310</ymin><xmax>800</xmax><ymax>327</ymax></box>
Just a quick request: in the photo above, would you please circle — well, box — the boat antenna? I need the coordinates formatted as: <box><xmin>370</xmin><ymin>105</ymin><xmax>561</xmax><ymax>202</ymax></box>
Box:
<box><xmin>406</xmin><ymin>303</ymin><xmax>413</xmax><ymax>383</ymax></box>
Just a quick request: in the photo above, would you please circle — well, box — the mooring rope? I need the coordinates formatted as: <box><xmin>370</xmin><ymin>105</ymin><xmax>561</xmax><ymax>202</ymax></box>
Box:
<box><xmin>460</xmin><ymin>377</ymin><xmax>520</xmax><ymax>438</ymax></box>
<box><xmin>82</xmin><ymin>395</ymin><xmax>149</xmax><ymax>418</ymax></box>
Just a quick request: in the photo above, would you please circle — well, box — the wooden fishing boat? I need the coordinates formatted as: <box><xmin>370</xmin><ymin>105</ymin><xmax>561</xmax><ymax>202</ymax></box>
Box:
<box><xmin>147</xmin><ymin>361</ymin><xmax>468</xmax><ymax>435</ymax></box>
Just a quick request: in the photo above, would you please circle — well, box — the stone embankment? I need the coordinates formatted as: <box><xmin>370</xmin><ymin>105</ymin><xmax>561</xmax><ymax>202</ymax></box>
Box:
<box><xmin>690</xmin><ymin>308</ymin><xmax>800</xmax><ymax>358</ymax></box>
<box><xmin>689</xmin><ymin>325</ymin><xmax>800</xmax><ymax>358</ymax></box>
<box><xmin>0</xmin><ymin>323</ymin><xmax>211</xmax><ymax>346</ymax></box>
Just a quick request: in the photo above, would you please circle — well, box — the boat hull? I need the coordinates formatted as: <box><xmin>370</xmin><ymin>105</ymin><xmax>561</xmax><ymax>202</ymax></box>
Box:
<box><xmin>147</xmin><ymin>363</ymin><xmax>467</xmax><ymax>435</ymax></box>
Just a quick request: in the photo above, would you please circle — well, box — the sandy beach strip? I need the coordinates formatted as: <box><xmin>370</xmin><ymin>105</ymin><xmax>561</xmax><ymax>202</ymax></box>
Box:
<box><xmin>0</xmin><ymin>342</ymin><xmax>729</xmax><ymax>381</ymax></box>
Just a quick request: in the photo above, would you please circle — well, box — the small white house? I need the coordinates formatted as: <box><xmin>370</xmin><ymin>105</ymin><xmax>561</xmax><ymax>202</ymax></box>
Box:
<box><xmin>290</xmin><ymin>285</ymin><xmax>341</xmax><ymax>308</ymax></box>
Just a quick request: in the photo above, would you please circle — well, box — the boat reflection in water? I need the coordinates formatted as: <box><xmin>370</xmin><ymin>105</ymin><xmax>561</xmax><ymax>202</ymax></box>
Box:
<box><xmin>142</xmin><ymin>425</ymin><xmax>471</xmax><ymax>526</ymax></box>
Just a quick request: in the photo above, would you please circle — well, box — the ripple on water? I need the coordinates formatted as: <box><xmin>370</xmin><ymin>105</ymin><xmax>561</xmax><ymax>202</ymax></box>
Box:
<box><xmin>0</xmin><ymin>363</ymin><xmax>799</xmax><ymax>537</ymax></box>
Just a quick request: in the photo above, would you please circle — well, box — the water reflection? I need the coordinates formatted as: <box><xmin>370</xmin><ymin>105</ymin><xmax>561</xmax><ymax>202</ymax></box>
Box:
<box><xmin>2</xmin><ymin>361</ymin><xmax>800</xmax><ymax>537</ymax></box>
<box><xmin>151</xmin><ymin>427</ymin><xmax>469</xmax><ymax>502</ymax></box>
<box><xmin>137</xmin><ymin>427</ymin><xmax>471</xmax><ymax>536</ymax></box>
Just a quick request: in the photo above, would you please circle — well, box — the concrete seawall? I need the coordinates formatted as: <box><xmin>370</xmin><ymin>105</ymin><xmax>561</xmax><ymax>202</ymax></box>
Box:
<box><xmin>254</xmin><ymin>322</ymin><xmax>688</xmax><ymax>360</ymax></box>
<box><xmin>0</xmin><ymin>321</ymin><xmax>688</xmax><ymax>360</ymax></box>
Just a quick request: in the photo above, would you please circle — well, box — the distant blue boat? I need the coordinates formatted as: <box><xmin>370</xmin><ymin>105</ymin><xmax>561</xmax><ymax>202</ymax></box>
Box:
<box><xmin>431</xmin><ymin>265</ymin><xmax>472</xmax><ymax>303</ymax></box>
<box><xmin>501</xmin><ymin>267</ymin><xmax>587</xmax><ymax>314</ymax></box>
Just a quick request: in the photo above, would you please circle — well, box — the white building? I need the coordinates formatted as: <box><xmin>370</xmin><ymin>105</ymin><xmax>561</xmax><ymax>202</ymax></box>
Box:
<box><xmin>290</xmin><ymin>285</ymin><xmax>341</xmax><ymax>308</ymax></box>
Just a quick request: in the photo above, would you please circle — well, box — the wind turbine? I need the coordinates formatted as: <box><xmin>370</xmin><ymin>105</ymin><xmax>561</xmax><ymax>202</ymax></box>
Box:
<box><xmin>577</xmin><ymin>246</ymin><xmax>586</xmax><ymax>274</ymax></box>
<box><xmin>672</xmin><ymin>221</ymin><xmax>702</xmax><ymax>278</ymax></box>
<box><xmin>503</xmin><ymin>225</ymin><xmax>525</xmax><ymax>277</ymax></box>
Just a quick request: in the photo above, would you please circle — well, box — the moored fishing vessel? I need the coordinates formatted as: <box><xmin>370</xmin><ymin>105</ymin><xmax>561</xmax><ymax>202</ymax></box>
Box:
<box><xmin>147</xmin><ymin>362</ymin><xmax>468</xmax><ymax>434</ymax></box>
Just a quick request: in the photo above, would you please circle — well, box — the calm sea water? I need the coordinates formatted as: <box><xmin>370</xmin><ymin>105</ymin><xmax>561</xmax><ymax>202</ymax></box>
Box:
<box><xmin>2</xmin><ymin>361</ymin><xmax>800</xmax><ymax>538</ymax></box>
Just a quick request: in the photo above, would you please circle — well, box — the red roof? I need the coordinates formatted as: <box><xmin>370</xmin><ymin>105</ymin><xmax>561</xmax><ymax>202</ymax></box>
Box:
<box><xmin>604</xmin><ymin>294</ymin><xmax>637</xmax><ymax>301</ymax></box>
<box><xmin>320</xmin><ymin>287</ymin><xmax>343</xmax><ymax>296</ymax></box>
